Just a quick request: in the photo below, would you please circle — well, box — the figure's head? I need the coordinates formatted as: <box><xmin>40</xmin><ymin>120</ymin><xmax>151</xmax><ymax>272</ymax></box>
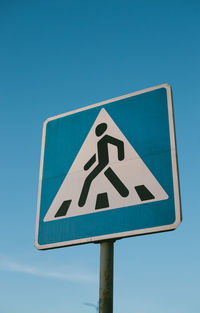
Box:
<box><xmin>95</xmin><ymin>123</ymin><xmax>107</xmax><ymax>136</ymax></box>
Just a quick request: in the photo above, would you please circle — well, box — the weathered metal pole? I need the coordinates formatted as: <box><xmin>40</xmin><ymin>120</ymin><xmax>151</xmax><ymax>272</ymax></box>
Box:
<box><xmin>99</xmin><ymin>240</ymin><xmax>114</xmax><ymax>313</ymax></box>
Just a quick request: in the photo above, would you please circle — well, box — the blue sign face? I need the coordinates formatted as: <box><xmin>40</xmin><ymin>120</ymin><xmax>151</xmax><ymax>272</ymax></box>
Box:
<box><xmin>35</xmin><ymin>84</ymin><xmax>181</xmax><ymax>249</ymax></box>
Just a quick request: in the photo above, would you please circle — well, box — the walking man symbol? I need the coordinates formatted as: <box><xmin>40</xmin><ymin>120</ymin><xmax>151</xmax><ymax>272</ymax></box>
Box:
<box><xmin>78</xmin><ymin>122</ymin><xmax>129</xmax><ymax>207</ymax></box>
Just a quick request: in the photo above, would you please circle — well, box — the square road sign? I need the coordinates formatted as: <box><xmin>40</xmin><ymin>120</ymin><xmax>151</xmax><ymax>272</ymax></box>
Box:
<box><xmin>35</xmin><ymin>84</ymin><xmax>181</xmax><ymax>249</ymax></box>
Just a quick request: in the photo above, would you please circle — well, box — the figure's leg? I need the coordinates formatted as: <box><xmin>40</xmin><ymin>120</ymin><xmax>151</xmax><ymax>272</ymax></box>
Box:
<box><xmin>78</xmin><ymin>165</ymin><xmax>103</xmax><ymax>207</ymax></box>
<box><xmin>104</xmin><ymin>167</ymin><xmax>129</xmax><ymax>197</ymax></box>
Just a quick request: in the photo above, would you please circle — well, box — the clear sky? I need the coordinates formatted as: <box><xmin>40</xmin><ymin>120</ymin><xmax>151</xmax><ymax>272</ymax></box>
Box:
<box><xmin>0</xmin><ymin>1</ymin><xmax>199</xmax><ymax>313</ymax></box>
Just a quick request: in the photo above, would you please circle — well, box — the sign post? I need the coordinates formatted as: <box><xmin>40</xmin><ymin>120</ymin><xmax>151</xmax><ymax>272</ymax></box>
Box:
<box><xmin>99</xmin><ymin>241</ymin><xmax>114</xmax><ymax>313</ymax></box>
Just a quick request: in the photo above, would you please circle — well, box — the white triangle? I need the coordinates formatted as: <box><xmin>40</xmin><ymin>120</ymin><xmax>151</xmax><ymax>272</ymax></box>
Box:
<box><xmin>44</xmin><ymin>108</ymin><xmax>168</xmax><ymax>222</ymax></box>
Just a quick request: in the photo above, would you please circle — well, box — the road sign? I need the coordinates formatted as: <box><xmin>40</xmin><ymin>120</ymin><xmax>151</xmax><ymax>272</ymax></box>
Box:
<box><xmin>35</xmin><ymin>84</ymin><xmax>181</xmax><ymax>249</ymax></box>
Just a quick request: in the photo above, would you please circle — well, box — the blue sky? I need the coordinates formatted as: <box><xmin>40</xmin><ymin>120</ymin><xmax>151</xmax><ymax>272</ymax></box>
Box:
<box><xmin>0</xmin><ymin>1</ymin><xmax>199</xmax><ymax>313</ymax></box>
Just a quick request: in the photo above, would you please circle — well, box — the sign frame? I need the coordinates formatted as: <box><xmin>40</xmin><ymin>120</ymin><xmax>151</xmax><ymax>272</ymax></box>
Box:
<box><xmin>35</xmin><ymin>83</ymin><xmax>182</xmax><ymax>250</ymax></box>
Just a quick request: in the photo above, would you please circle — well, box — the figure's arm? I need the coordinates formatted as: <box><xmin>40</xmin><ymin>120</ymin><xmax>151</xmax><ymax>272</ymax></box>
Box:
<box><xmin>84</xmin><ymin>154</ymin><xmax>96</xmax><ymax>170</ymax></box>
<box><xmin>106</xmin><ymin>135</ymin><xmax>125</xmax><ymax>160</ymax></box>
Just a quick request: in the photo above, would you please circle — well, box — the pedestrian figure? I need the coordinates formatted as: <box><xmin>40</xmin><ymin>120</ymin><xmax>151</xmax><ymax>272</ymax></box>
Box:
<box><xmin>78</xmin><ymin>122</ymin><xmax>129</xmax><ymax>207</ymax></box>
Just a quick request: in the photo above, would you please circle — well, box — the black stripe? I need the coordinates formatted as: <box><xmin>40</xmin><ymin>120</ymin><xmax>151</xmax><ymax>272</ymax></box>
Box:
<box><xmin>55</xmin><ymin>200</ymin><xmax>72</xmax><ymax>217</ymax></box>
<box><xmin>135</xmin><ymin>185</ymin><xmax>155</xmax><ymax>201</ymax></box>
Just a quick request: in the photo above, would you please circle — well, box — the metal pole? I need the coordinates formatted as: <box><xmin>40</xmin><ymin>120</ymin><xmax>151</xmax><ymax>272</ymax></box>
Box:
<box><xmin>99</xmin><ymin>240</ymin><xmax>114</xmax><ymax>313</ymax></box>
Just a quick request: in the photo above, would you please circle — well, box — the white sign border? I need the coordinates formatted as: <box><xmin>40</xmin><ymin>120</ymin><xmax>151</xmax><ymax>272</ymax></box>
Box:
<box><xmin>35</xmin><ymin>83</ymin><xmax>182</xmax><ymax>250</ymax></box>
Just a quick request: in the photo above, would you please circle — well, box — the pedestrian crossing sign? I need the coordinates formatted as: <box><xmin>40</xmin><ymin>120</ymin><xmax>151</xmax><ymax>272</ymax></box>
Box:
<box><xmin>35</xmin><ymin>84</ymin><xmax>181</xmax><ymax>249</ymax></box>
